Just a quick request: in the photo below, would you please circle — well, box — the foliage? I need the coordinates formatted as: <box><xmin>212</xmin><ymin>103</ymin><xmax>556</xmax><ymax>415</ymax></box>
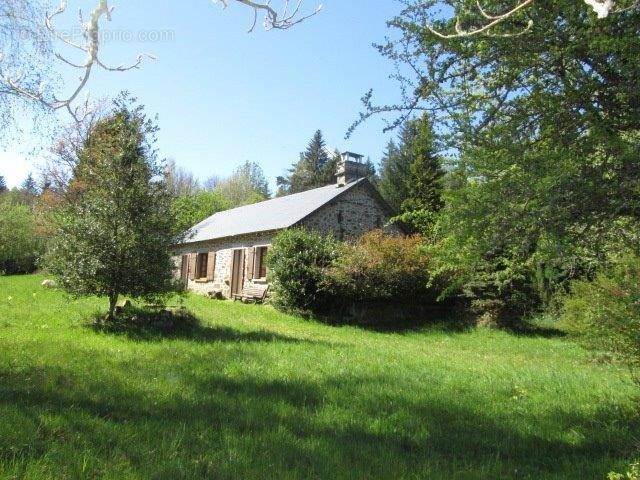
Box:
<box><xmin>609</xmin><ymin>461</ymin><xmax>640</xmax><ymax>480</ymax></box>
<box><xmin>377</xmin><ymin>126</ymin><xmax>414</xmax><ymax>211</ymax></box>
<box><xmin>267</xmin><ymin>228</ymin><xmax>341</xmax><ymax>314</ymax></box>
<box><xmin>0</xmin><ymin>195</ymin><xmax>44</xmax><ymax>274</ymax></box>
<box><xmin>268</xmin><ymin>229</ymin><xmax>441</xmax><ymax>316</ymax></box>
<box><xmin>561</xmin><ymin>255</ymin><xmax>640</xmax><ymax>366</ymax></box>
<box><xmin>277</xmin><ymin>130</ymin><xmax>336</xmax><ymax>195</ymax></box>
<box><xmin>44</xmin><ymin>95</ymin><xmax>180</xmax><ymax>319</ymax></box>
<box><xmin>0</xmin><ymin>273</ymin><xmax>638</xmax><ymax>478</ymax></box>
<box><xmin>395</xmin><ymin>114</ymin><xmax>445</xmax><ymax>234</ymax></box>
<box><xmin>324</xmin><ymin>231</ymin><xmax>435</xmax><ymax>303</ymax></box>
<box><xmin>165</xmin><ymin>159</ymin><xmax>201</xmax><ymax>197</ymax></box>
<box><xmin>0</xmin><ymin>175</ymin><xmax>6</xmax><ymax>192</ymax></box>
<box><xmin>171</xmin><ymin>190</ymin><xmax>230</xmax><ymax>235</ymax></box>
<box><xmin>20</xmin><ymin>173</ymin><xmax>38</xmax><ymax>197</ymax></box>
<box><xmin>215</xmin><ymin>160</ymin><xmax>270</xmax><ymax>207</ymax></box>
<box><xmin>362</xmin><ymin>0</ymin><xmax>640</xmax><ymax>324</ymax></box>
<box><xmin>363</xmin><ymin>0</ymin><xmax>640</xmax><ymax>148</ymax></box>
<box><xmin>433</xmin><ymin>131</ymin><xmax>640</xmax><ymax>323</ymax></box>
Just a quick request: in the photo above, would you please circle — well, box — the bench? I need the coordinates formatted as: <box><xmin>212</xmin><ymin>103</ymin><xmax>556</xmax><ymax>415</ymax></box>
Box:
<box><xmin>233</xmin><ymin>284</ymin><xmax>269</xmax><ymax>304</ymax></box>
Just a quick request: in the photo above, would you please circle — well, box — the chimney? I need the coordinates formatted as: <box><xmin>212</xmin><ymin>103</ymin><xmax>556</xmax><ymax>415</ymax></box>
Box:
<box><xmin>336</xmin><ymin>151</ymin><xmax>367</xmax><ymax>187</ymax></box>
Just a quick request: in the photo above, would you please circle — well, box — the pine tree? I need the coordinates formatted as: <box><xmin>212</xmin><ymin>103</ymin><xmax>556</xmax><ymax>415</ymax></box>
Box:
<box><xmin>21</xmin><ymin>173</ymin><xmax>38</xmax><ymax>196</ymax></box>
<box><xmin>0</xmin><ymin>175</ymin><xmax>6</xmax><ymax>193</ymax></box>
<box><xmin>363</xmin><ymin>157</ymin><xmax>378</xmax><ymax>185</ymax></box>
<box><xmin>397</xmin><ymin>115</ymin><xmax>444</xmax><ymax>234</ymax></box>
<box><xmin>279</xmin><ymin>130</ymin><xmax>333</xmax><ymax>195</ymax></box>
<box><xmin>378</xmin><ymin>122</ymin><xmax>416</xmax><ymax>211</ymax></box>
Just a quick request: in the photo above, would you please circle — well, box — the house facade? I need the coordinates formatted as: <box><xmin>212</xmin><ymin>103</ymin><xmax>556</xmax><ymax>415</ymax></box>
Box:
<box><xmin>171</xmin><ymin>153</ymin><xmax>401</xmax><ymax>298</ymax></box>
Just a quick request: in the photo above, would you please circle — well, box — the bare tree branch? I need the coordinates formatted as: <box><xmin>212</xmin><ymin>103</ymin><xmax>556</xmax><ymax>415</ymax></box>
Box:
<box><xmin>425</xmin><ymin>0</ymin><xmax>622</xmax><ymax>39</ymax></box>
<box><xmin>1</xmin><ymin>0</ymin><xmax>321</xmax><ymax>125</ymax></box>
<box><xmin>214</xmin><ymin>0</ymin><xmax>323</xmax><ymax>32</ymax></box>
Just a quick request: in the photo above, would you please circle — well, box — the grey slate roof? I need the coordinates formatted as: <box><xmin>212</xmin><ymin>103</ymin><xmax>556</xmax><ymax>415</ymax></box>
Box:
<box><xmin>183</xmin><ymin>178</ymin><xmax>366</xmax><ymax>244</ymax></box>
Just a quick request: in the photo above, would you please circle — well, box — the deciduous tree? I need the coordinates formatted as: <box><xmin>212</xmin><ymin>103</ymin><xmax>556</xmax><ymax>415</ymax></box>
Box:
<box><xmin>45</xmin><ymin>94</ymin><xmax>180</xmax><ymax>320</ymax></box>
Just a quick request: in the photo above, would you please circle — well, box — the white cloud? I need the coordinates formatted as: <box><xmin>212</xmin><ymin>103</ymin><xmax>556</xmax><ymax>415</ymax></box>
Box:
<box><xmin>0</xmin><ymin>151</ymin><xmax>40</xmax><ymax>188</ymax></box>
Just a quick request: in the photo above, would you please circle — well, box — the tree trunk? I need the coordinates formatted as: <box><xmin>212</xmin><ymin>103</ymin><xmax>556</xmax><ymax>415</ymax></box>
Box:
<box><xmin>107</xmin><ymin>293</ymin><xmax>119</xmax><ymax>321</ymax></box>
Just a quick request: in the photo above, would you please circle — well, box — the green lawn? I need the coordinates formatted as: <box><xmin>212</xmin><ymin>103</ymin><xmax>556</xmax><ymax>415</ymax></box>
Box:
<box><xmin>0</xmin><ymin>275</ymin><xmax>637</xmax><ymax>479</ymax></box>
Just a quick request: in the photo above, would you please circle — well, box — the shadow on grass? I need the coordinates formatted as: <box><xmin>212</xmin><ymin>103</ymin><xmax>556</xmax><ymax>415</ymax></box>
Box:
<box><xmin>87</xmin><ymin>305</ymin><xmax>313</xmax><ymax>344</ymax></box>
<box><xmin>317</xmin><ymin>301</ymin><xmax>475</xmax><ymax>334</ymax></box>
<box><xmin>0</xmin><ymin>363</ymin><xmax>637</xmax><ymax>478</ymax></box>
<box><xmin>511</xmin><ymin>323</ymin><xmax>568</xmax><ymax>339</ymax></box>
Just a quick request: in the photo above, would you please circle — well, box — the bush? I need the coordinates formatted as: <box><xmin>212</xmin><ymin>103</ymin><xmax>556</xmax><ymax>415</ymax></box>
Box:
<box><xmin>0</xmin><ymin>197</ymin><xmax>44</xmax><ymax>274</ymax></box>
<box><xmin>324</xmin><ymin>231</ymin><xmax>434</xmax><ymax>303</ymax></box>
<box><xmin>267</xmin><ymin>229</ymin><xmax>341</xmax><ymax>315</ymax></box>
<box><xmin>560</xmin><ymin>254</ymin><xmax>640</xmax><ymax>365</ymax></box>
<box><xmin>268</xmin><ymin>229</ymin><xmax>441</xmax><ymax>320</ymax></box>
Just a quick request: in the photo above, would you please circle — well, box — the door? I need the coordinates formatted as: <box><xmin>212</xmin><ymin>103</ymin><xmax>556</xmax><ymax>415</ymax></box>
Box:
<box><xmin>230</xmin><ymin>249</ymin><xmax>245</xmax><ymax>297</ymax></box>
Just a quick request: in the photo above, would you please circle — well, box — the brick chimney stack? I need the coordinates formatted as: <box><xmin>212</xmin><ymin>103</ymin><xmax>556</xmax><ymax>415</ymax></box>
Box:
<box><xmin>336</xmin><ymin>152</ymin><xmax>368</xmax><ymax>187</ymax></box>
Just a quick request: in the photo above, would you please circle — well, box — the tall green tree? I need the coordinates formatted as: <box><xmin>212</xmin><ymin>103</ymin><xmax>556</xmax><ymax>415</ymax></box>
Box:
<box><xmin>45</xmin><ymin>95</ymin><xmax>180</xmax><ymax>320</ymax></box>
<box><xmin>396</xmin><ymin>115</ymin><xmax>445</xmax><ymax>234</ymax></box>
<box><xmin>378</xmin><ymin>121</ymin><xmax>419</xmax><ymax>211</ymax></box>
<box><xmin>363</xmin><ymin>0</ymin><xmax>640</xmax><ymax>319</ymax></box>
<box><xmin>278</xmin><ymin>130</ymin><xmax>334</xmax><ymax>195</ymax></box>
<box><xmin>215</xmin><ymin>160</ymin><xmax>270</xmax><ymax>207</ymax></box>
<box><xmin>21</xmin><ymin>173</ymin><xmax>37</xmax><ymax>195</ymax></box>
<box><xmin>0</xmin><ymin>195</ymin><xmax>43</xmax><ymax>274</ymax></box>
<box><xmin>172</xmin><ymin>190</ymin><xmax>230</xmax><ymax>235</ymax></box>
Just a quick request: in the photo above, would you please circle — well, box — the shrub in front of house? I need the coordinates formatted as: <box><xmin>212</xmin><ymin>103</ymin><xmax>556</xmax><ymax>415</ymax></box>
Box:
<box><xmin>323</xmin><ymin>231</ymin><xmax>434</xmax><ymax>303</ymax></box>
<box><xmin>560</xmin><ymin>254</ymin><xmax>640</xmax><ymax>366</ymax></box>
<box><xmin>268</xmin><ymin>229</ymin><xmax>441</xmax><ymax>321</ymax></box>
<box><xmin>267</xmin><ymin>228</ymin><xmax>341</xmax><ymax>315</ymax></box>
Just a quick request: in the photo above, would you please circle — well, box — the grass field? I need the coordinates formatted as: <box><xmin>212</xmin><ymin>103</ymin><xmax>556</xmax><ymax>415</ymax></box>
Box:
<box><xmin>0</xmin><ymin>275</ymin><xmax>638</xmax><ymax>479</ymax></box>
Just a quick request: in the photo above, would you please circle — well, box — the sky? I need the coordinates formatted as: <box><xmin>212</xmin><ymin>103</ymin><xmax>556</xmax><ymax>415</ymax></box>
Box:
<box><xmin>1</xmin><ymin>0</ymin><xmax>406</xmax><ymax>190</ymax></box>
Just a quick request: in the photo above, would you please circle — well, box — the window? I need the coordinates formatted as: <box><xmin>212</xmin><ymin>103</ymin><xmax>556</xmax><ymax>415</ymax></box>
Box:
<box><xmin>255</xmin><ymin>246</ymin><xmax>269</xmax><ymax>279</ymax></box>
<box><xmin>196</xmin><ymin>252</ymin><xmax>208</xmax><ymax>279</ymax></box>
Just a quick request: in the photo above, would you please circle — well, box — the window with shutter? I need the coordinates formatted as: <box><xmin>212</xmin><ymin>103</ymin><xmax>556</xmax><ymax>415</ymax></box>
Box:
<box><xmin>196</xmin><ymin>253</ymin><xmax>208</xmax><ymax>280</ymax></box>
<box><xmin>255</xmin><ymin>246</ymin><xmax>269</xmax><ymax>279</ymax></box>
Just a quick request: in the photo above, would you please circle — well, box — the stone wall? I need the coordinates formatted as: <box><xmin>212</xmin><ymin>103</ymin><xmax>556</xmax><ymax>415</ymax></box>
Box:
<box><xmin>172</xmin><ymin>231</ymin><xmax>275</xmax><ymax>298</ymax></box>
<box><xmin>299</xmin><ymin>181</ymin><xmax>402</xmax><ymax>239</ymax></box>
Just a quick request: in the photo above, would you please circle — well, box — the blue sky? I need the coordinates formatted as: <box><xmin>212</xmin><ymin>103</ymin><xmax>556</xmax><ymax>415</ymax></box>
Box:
<box><xmin>1</xmin><ymin>0</ymin><xmax>406</xmax><ymax>189</ymax></box>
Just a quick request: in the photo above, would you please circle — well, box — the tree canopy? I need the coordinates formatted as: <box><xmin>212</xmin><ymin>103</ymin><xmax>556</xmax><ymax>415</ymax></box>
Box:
<box><xmin>45</xmin><ymin>95</ymin><xmax>180</xmax><ymax>319</ymax></box>
<box><xmin>361</xmin><ymin>0</ymin><xmax>640</xmax><ymax>321</ymax></box>
<box><xmin>277</xmin><ymin>130</ymin><xmax>336</xmax><ymax>195</ymax></box>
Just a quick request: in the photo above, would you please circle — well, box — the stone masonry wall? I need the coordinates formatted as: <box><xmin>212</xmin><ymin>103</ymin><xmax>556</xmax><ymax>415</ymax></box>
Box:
<box><xmin>172</xmin><ymin>231</ymin><xmax>275</xmax><ymax>298</ymax></box>
<box><xmin>299</xmin><ymin>182</ymin><xmax>402</xmax><ymax>239</ymax></box>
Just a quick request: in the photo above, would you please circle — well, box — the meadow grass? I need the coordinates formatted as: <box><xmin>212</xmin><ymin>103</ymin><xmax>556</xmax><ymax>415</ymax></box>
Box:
<box><xmin>0</xmin><ymin>274</ymin><xmax>638</xmax><ymax>479</ymax></box>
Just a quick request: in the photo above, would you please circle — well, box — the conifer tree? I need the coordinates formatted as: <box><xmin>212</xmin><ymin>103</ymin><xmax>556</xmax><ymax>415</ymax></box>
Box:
<box><xmin>21</xmin><ymin>173</ymin><xmax>38</xmax><ymax>197</ymax></box>
<box><xmin>0</xmin><ymin>175</ymin><xmax>6</xmax><ymax>193</ymax></box>
<box><xmin>278</xmin><ymin>130</ymin><xmax>333</xmax><ymax>195</ymax></box>
<box><xmin>377</xmin><ymin>122</ymin><xmax>417</xmax><ymax>211</ymax></box>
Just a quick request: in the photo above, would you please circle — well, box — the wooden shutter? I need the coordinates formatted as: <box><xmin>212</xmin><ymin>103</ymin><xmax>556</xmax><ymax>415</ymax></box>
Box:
<box><xmin>188</xmin><ymin>253</ymin><xmax>197</xmax><ymax>281</ymax></box>
<box><xmin>246</xmin><ymin>247</ymin><xmax>255</xmax><ymax>280</ymax></box>
<box><xmin>181</xmin><ymin>255</ymin><xmax>189</xmax><ymax>282</ymax></box>
<box><xmin>207</xmin><ymin>252</ymin><xmax>216</xmax><ymax>281</ymax></box>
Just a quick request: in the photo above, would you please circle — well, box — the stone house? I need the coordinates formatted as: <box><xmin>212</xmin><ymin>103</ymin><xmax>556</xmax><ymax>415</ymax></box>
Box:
<box><xmin>171</xmin><ymin>152</ymin><xmax>401</xmax><ymax>298</ymax></box>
